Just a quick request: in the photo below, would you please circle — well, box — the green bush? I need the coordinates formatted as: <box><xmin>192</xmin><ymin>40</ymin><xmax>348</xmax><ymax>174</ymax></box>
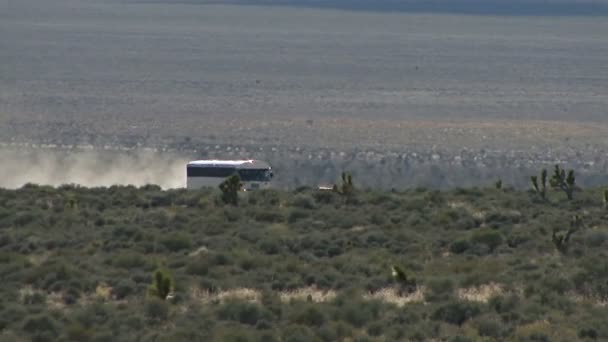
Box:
<box><xmin>431</xmin><ymin>301</ymin><xmax>481</xmax><ymax>326</ymax></box>
<box><xmin>217</xmin><ymin>301</ymin><xmax>270</xmax><ymax>326</ymax></box>
<box><xmin>425</xmin><ymin>278</ymin><xmax>455</xmax><ymax>302</ymax></box>
<box><xmin>161</xmin><ymin>233</ymin><xmax>192</xmax><ymax>252</ymax></box>
<box><xmin>475</xmin><ymin>317</ymin><xmax>503</xmax><ymax>338</ymax></box>
<box><xmin>144</xmin><ymin>298</ymin><xmax>169</xmax><ymax>321</ymax></box>
<box><xmin>450</xmin><ymin>239</ymin><xmax>471</xmax><ymax>254</ymax></box>
<box><xmin>185</xmin><ymin>257</ymin><xmax>210</xmax><ymax>276</ymax></box>
<box><xmin>22</xmin><ymin>314</ymin><xmax>59</xmax><ymax>339</ymax></box>
<box><xmin>292</xmin><ymin>305</ymin><xmax>326</xmax><ymax>327</ymax></box>
<box><xmin>471</xmin><ymin>230</ymin><xmax>503</xmax><ymax>253</ymax></box>
<box><xmin>290</xmin><ymin>195</ymin><xmax>317</xmax><ymax>209</ymax></box>
<box><xmin>110</xmin><ymin>253</ymin><xmax>150</xmax><ymax>269</ymax></box>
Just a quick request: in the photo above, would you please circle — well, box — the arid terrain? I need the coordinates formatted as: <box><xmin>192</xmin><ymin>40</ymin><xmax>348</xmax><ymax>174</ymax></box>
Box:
<box><xmin>1</xmin><ymin>0</ymin><xmax>607</xmax><ymax>188</ymax></box>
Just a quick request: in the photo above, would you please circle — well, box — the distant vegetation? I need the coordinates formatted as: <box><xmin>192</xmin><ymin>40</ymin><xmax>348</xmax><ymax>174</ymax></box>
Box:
<box><xmin>0</xmin><ymin>180</ymin><xmax>607</xmax><ymax>341</ymax></box>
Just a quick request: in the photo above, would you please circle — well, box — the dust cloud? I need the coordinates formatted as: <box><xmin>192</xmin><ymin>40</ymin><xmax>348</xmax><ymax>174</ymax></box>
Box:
<box><xmin>0</xmin><ymin>149</ymin><xmax>189</xmax><ymax>189</ymax></box>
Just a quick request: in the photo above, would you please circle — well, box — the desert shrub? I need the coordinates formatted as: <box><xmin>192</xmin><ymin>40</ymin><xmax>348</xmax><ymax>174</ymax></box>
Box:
<box><xmin>257</xmin><ymin>239</ymin><xmax>281</xmax><ymax>255</ymax></box>
<box><xmin>217</xmin><ymin>301</ymin><xmax>270</xmax><ymax>326</ymax></box>
<box><xmin>291</xmin><ymin>305</ymin><xmax>326</xmax><ymax>327</ymax></box>
<box><xmin>26</xmin><ymin>261</ymin><xmax>80</xmax><ymax>291</ymax></box>
<box><xmin>160</xmin><ymin>233</ymin><xmax>192</xmax><ymax>252</ymax></box>
<box><xmin>484</xmin><ymin>210</ymin><xmax>521</xmax><ymax>228</ymax></box>
<box><xmin>324</xmin><ymin>320</ymin><xmax>353</xmax><ymax>341</ymax></box>
<box><xmin>366</xmin><ymin>321</ymin><xmax>384</xmax><ymax>337</ymax></box>
<box><xmin>488</xmin><ymin>295</ymin><xmax>519</xmax><ymax>314</ymax></box>
<box><xmin>253</xmin><ymin>210</ymin><xmax>285</xmax><ymax>223</ymax></box>
<box><xmin>471</xmin><ymin>230</ymin><xmax>503</xmax><ymax>253</ymax></box>
<box><xmin>64</xmin><ymin>323</ymin><xmax>93</xmax><ymax>342</ymax></box>
<box><xmin>449</xmin><ymin>337</ymin><xmax>475</xmax><ymax>342</ymax></box>
<box><xmin>450</xmin><ymin>239</ymin><xmax>471</xmax><ymax>254</ymax></box>
<box><xmin>585</xmin><ymin>231</ymin><xmax>607</xmax><ymax>248</ymax></box>
<box><xmin>311</xmin><ymin>190</ymin><xmax>336</xmax><ymax>204</ymax></box>
<box><xmin>22</xmin><ymin>291</ymin><xmax>46</xmax><ymax>306</ymax></box>
<box><xmin>431</xmin><ymin>301</ymin><xmax>481</xmax><ymax>326</ymax></box>
<box><xmin>0</xmin><ymin>234</ymin><xmax>14</xmax><ymax>248</ymax></box>
<box><xmin>425</xmin><ymin>190</ymin><xmax>444</xmax><ymax>205</ymax></box>
<box><xmin>425</xmin><ymin>278</ymin><xmax>455</xmax><ymax>302</ymax></box>
<box><xmin>91</xmin><ymin>331</ymin><xmax>115</xmax><ymax>342</ymax></box>
<box><xmin>403</xmin><ymin>198</ymin><xmax>427</xmax><ymax>212</ymax></box>
<box><xmin>354</xmin><ymin>337</ymin><xmax>373</xmax><ymax>342</ymax></box>
<box><xmin>147</xmin><ymin>192</ymin><xmax>174</xmax><ymax>207</ymax></box>
<box><xmin>540</xmin><ymin>275</ymin><xmax>572</xmax><ymax>295</ymax></box>
<box><xmin>282</xmin><ymin>325</ymin><xmax>319</xmax><ymax>342</ymax></box>
<box><xmin>248</xmin><ymin>189</ymin><xmax>281</xmax><ymax>206</ymax></box>
<box><xmin>112</xmin><ymin>279</ymin><xmax>137</xmax><ymax>299</ymax></box>
<box><xmin>288</xmin><ymin>209</ymin><xmax>310</xmax><ymax>223</ymax></box>
<box><xmin>475</xmin><ymin>316</ymin><xmax>503</xmax><ymax>338</ymax></box>
<box><xmin>338</xmin><ymin>302</ymin><xmax>378</xmax><ymax>328</ymax></box>
<box><xmin>73</xmin><ymin>302</ymin><xmax>112</xmax><ymax>329</ymax></box>
<box><xmin>578</xmin><ymin>328</ymin><xmax>598</xmax><ymax>340</ymax></box>
<box><xmin>144</xmin><ymin>298</ymin><xmax>169</xmax><ymax>321</ymax></box>
<box><xmin>222</xmin><ymin>207</ymin><xmax>242</xmax><ymax>222</ymax></box>
<box><xmin>13</xmin><ymin>211</ymin><xmax>37</xmax><ymax>226</ymax></box>
<box><xmin>185</xmin><ymin>256</ymin><xmax>210</xmax><ymax>276</ymax></box>
<box><xmin>290</xmin><ymin>195</ymin><xmax>317</xmax><ymax>209</ymax></box>
<box><xmin>109</xmin><ymin>253</ymin><xmax>151</xmax><ymax>269</ymax></box>
<box><xmin>214</xmin><ymin>329</ymin><xmax>259</xmax><ymax>342</ymax></box>
<box><xmin>1</xmin><ymin>303</ymin><xmax>28</xmax><ymax>325</ymax></box>
<box><xmin>507</xmin><ymin>232</ymin><xmax>531</xmax><ymax>248</ymax></box>
<box><xmin>22</xmin><ymin>314</ymin><xmax>59</xmax><ymax>339</ymax></box>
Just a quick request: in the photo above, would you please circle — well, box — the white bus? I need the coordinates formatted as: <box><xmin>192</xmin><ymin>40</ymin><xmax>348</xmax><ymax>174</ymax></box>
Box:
<box><xmin>186</xmin><ymin>160</ymin><xmax>273</xmax><ymax>190</ymax></box>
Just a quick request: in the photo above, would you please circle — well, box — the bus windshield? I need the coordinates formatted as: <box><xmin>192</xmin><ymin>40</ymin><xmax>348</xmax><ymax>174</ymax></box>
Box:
<box><xmin>237</xmin><ymin>169</ymin><xmax>272</xmax><ymax>182</ymax></box>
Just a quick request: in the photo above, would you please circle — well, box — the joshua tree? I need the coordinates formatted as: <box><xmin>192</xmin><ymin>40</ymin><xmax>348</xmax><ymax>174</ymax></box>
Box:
<box><xmin>530</xmin><ymin>169</ymin><xmax>547</xmax><ymax>200</ymax></box>
<box><xmin>495</xmin><ymin>179</ymin><xmax>503</xmax><ymax>190</ymax></box>
<box><xmin>148</xmin><ymin>268</ymin><xmax>174</xmax><ymax>300</ymax></box>
<box><xmin>552</xmin><ymin>215</ymin><xmax>583</xmax><ymax>254</ymax></box>
<box><xmin>391</xmin><ymin>265</ymin><xmax>417</xmax><ymax>294</ymax></box>
<box><xmin>219</xmin><ymin>174</ymin><xmax>242</xmax><ymax>206</ymax></box>
<box><xmin>549</xmin><ymin>165</ymin><xmax>576</xmax><ymax>200</ymax></box>
<box><xmin>334</xmin><ymin>172</ymin><xmax>355</xmax><ymax>196</ymax></box>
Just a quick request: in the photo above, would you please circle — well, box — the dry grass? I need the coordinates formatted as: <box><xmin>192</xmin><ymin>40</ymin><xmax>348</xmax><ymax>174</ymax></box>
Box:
<box><xmin>448</xmin><ymin>201</ymin><xmax>487</xmax><ymax>220</ymax></box>
<box><xmin>457</xmin><ymin>283</ymin><xmax>504</xmax><ymax>302</ymax></box>
<box><xmin>567</xmin><ymin>292</ymin><xmax>608</xmax><ymax>307</ymax></box>
<box><xmin>188</xmin><ymin>246</ymin><xmax>209</xmax><ymax>257</ymax></box>
<box><xmin>363</xmin><ymin>287</ymin><xmax>425</xmax><ymax>307</ymax></box>
<box><xmin>45</xmin><ymin>292</ymin><xmax>66</xmax><ymax>310</ymax></box>
<box><xmin>190</xmin><ymin>287</ymin><xmax>262</xmax><ymax>304</ymax></box>
<box><xmin>279</xmin><ymin>286</ymin><xmax>337</xmax><ymax>303</ymax></box>
<box><xmin>18</xmin><ymin>286</ymin><xmax>42</xmax><ymax>303</ymax></box>
<box><xmin>26</xmin><ymin>251</ymin><xmax>53</xmax><ymax>267</ymax></box>
<box><xmin>187</xmin><ymin>284</ymin><xmax>515</xmax><ymax>307</ymax></box>
<box><xmin>94</xmin><ymin>282</ymin><xmax>113</xmax><ymax>301</ymax></box>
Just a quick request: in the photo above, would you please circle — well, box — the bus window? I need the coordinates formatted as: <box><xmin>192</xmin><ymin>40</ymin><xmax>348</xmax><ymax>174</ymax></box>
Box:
<box><xmin>187</xmin><ymin>167</ymin><xmax>237</xmax><ymax>178</ymax></box>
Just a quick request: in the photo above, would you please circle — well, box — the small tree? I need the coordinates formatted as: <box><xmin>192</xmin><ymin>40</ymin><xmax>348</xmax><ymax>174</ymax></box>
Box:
<box><xmin>549</xmin><ymin>165</ymin><xmax>575</xmax><ymax>200</ymax></box>
<box><xmin>334</xmin><ymin>172</ymin><xmax>355</xmax><ymax>196</ymax></box>
<box><xmin>219</xmin><ymin>174</ymin><xmax>242</xmax><ymax>206</ymax></box>
<box><xmin>391</xmin><ymin>265</ymin><xmax>416</xmax><ymax>294</ymax></box>
<box><xmin>495</xmin><ymin>179</ymin><xmax>503</xmax><ymax>190</ymax></box>
<box><xmin>552</xmin><ymin>215</ymin><xmax>583</xmax><ymax>254</ymax></box>
<box><xmin>604</xmin><ymin>189</ymin><xmax>608</xmax><ymax>210</ymax></box>
<box><xmin>530</xmin><ymin>169</ymin><xmax>547</xmax><ymax>200</ymax></box>
<box><xmin>148</xmin><ymin>268</ymin><xmax>174</xmax><ymax>300</ymax></box>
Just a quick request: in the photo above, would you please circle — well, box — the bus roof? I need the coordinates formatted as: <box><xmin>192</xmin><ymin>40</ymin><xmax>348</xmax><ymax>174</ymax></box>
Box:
<box><xmin>187</xmin><ymin>160</ymin><xmax>271</xmax><ymax>169</ymax></box>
